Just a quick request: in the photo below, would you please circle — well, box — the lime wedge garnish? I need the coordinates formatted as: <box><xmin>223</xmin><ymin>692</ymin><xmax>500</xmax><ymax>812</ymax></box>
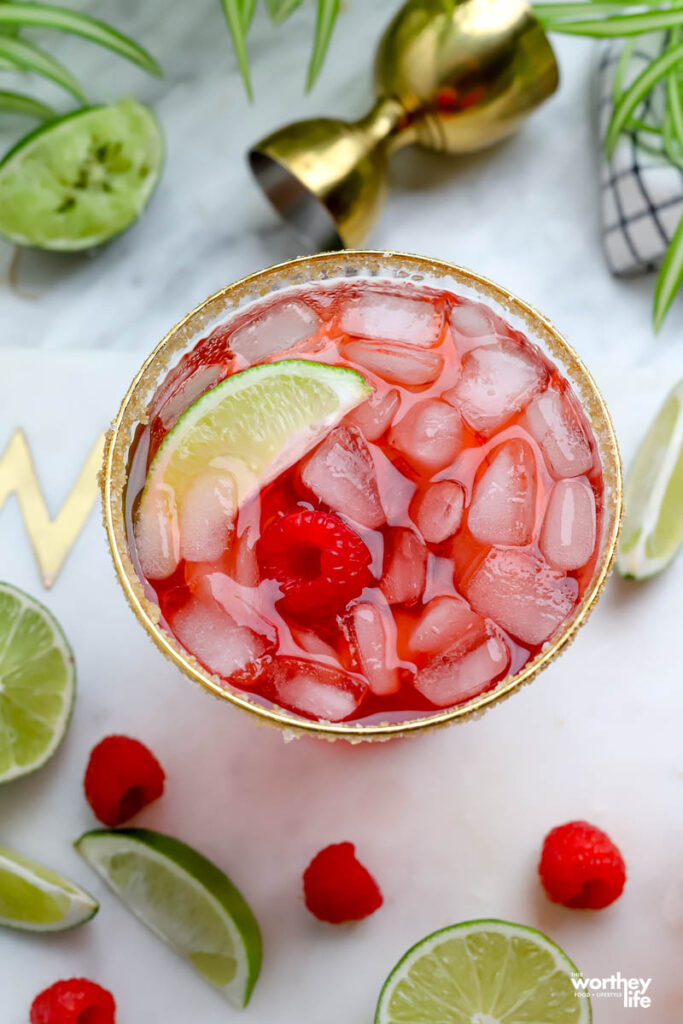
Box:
<box><xmin>0</xmin><ymin>99</ymin><xmax>163</xmax><ymax>250</ymax></box>
<box><xmin>0</xmin><ymin>844</ymin><xmax>97</xmax><ymax>932</ymax></box>
<box><xmin>375</xmin><ymin>919</ymin><xmax>591</xmax><ymax>1023</ymax></box>
<box><xmin>0</xmin><ymin>583</ymin><xmax>75</xmax><ymax>783</ymax></box>
<box><xmin>618</xmin><ymin>379</ymin><xmax>683</xmax><ymax>580</ymax></box>
<box><xmin>76</xmin><ymin>828</ymin><xmax>262</xmax><ymax>1008</ymax></box>
<box><xmin>135</xmin><ymin>359</ymin><xmax>371</xmax><ymax>577</ymax></box>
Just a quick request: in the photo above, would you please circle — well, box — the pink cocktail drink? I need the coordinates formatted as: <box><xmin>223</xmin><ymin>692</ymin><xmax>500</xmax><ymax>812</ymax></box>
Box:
<box><xmin>126</xmin><ymin>279</ymin><xmax>604</xmax><ymax>727</ymax></box>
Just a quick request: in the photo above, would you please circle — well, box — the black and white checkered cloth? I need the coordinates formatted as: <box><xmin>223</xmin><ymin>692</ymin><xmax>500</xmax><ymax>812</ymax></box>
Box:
<box><xmin>599</xmin><ymin>34</ymin><xmax>683</xmax><ymax>276</ymax></box>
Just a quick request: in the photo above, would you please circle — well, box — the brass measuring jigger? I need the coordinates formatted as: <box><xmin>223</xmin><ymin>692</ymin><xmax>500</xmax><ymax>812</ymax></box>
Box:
<box><xmin>249</xmin><ymin>0</ymin><xmax>559</xmax><ymax>249</ymax></box>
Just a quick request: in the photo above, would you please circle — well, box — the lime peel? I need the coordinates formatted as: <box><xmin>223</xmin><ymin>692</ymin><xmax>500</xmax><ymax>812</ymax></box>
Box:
<box><xmin>0</xmin><ymin>844</ymin><xmax>97</xmax><ymax>931</ymax></box>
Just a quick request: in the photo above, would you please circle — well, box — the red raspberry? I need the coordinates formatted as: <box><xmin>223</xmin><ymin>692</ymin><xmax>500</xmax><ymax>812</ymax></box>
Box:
<box><xmin>539</xmin><ymin>820</ymin><xmax>626</xmax><ymax>910</ymax></box>
<box><xmin>84</xmin><ymin>735</ymin><xmax>165</xmax><ymax>828</ymax></box>
<box><xmin>257</xmin><ymin>510</ymin><xmax>372</xmax><ymax>616</ymax></box>
<box><xmin>30</xmin><ymin>978</ymin><xmax>115</xmax><ymax>1024</ymax></box>
<box><xmin>303</xmin><ymin>842</ymin><xmax>383</xmax><ymax>923</ymax></box>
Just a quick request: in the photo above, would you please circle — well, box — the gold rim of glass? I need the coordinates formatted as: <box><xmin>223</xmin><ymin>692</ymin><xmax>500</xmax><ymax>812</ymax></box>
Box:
<box><xmin>102</xmin><ymin>251</ymin><xmax>623</xmax><ymax>742</ymax></box>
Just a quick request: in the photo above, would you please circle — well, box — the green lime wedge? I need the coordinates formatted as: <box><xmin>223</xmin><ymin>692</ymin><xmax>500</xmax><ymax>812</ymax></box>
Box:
<box><xmin>136</xmin><ymin>359</ymin><xmax>371</xmax><ymax>576</ymax></box>
<box><xmin>76</xmin><ymin>828</ymin><xmax>262</xmax><ymax>1008</ymax></box>
<box><xmin>0</xmin><ymin>583</ymin><xmax>75</xmax><ymax>783</ymax></box>
<box><xmin>375</xmin><ymin>919</ymin><xmax>591</xmax><ymax>1024</ymax></box>
<box><xmin>0</xmin><ymin>844</ymin><xmax>97</xmax><ymax>932</ymax></box>
<box><xmin>0</xmin><ymin>98</ymin><xmax>163</xmax><ymax>250</ymax></box>
<box><xmin>618</xmin><ymin>379</ymin><xmax>683</xmax><ymax>580</ymax></box>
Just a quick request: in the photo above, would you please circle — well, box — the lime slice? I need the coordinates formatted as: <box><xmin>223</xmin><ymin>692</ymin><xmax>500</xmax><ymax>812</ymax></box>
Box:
<box><xmin>76</xmin><ymin>828</ymin><xmax>262</xmax><ymax>1008</ymax></box>
<box><xmin>375</xmin><ymin>919</ymin><xmax>591</xmax><ymax>1024</ymax></box>
<box><xmin>618</xmin><ymin>379</ymin><xmax>683</xmax><ymax>579</ymax></box>
<box><xmin>136</xmin><ymin>359</ymin><xmax>371</xmax><ymax>576</ymax></box>
<box><xmin>0</xmin><ymin>98</ymin><xmax>163</xmax><ymax>250</ymax></box>
<box><xmin>0</xmin><ymin>583</ymin><xmax>75</xmax><ymax>783</ymax></box>
<box><xmin>0</xmin><ymin>844</ymin><xmax>97</xmax><ymax>932</ymax></box>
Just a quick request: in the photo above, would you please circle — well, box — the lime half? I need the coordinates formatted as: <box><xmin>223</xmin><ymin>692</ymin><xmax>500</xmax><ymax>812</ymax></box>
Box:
<box><xmin>0</xmin><ymin>583</ymin><xmax>75</xmax><ymax>783</ymax></box>
<box><xmin>0</xmin><ymin>98</ymin><xmax>163</xmax><ymax>250</ymax></box>
<box><xmin>135</xmin><ymin>358</ymin><xmax>371</xmax><ymax>576</ymax></box>
<box><xmin>76</xmin><ymin>828</ymin><xmax>262</xmax><ymax>1008</ymax></box>
<box><xmin>618</xmin><ymin>379</ymin><xmax>683</xmax><ymax>579</ymax></box>
<box><xmin>0</xmin><ymin>844</ymin><xmax>97</xmax><ymax>932</ymax></box>
<box><xmin>375</xmin><ymin>919</ymin><xmax>591</xmax><ymax>1024</ymax></box>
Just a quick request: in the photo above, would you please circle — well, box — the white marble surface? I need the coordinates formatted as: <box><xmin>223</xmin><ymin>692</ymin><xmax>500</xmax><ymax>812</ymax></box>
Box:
<box><xmin>0</xmin><ymin>3</ymin><xmax>682</xmax><ymax>1022</ymax></box>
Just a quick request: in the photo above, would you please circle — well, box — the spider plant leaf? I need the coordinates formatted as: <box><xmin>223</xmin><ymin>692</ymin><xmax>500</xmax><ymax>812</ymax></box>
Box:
<box><xmin>606</xmin><ymin>41</ymin><xmax>683</xmax><ymax>156</ymax></box>
<box><xmin>265</xmin><ymin>0</ymin><xmax>304</xmax><ymax>25</ymax></box>
<box><xmin>653</xmin><ymin>213</ymin><xmax>683</xmax><ymax>330</ymax></box>
<box><xmin>240</xmin><ymin>0</ymin><xmax>258</xmax><ymax>30</ymax></box>
<box><xmin>220</xmin><ymin>0</ymin><xmax>253</xmax><ymax>99</ymax></box>
<box><xmin>612</xmin><ymin>37</ymin><xmax>636</xmax><ymax>105</ymax></box>
<box><xmin>0</xmin><ymin>35</ymin><xmax>86</xmax><ymax>101</ymax></box>
<box><xmin>306</xmin><ymin>0</ymin><xmax>339</xmax><ymax>91</ymax></box>
<box><xmin>538</xmin><ymin>9</ymin><xmax>683</xmax><ymax>37</ymax></box>
<box><xmin>0</xmin><ymin>88</ymin><xmax>55</xmax><ymax>120</ymax></box>
<box><xmin>534</xmin><ymin>0</ymin><xmax>671</xmax><ymax>20</ymax></box>
<box><xmin>0</xmin><ymin>3</ymin><xmax>161</xmax><ymax>76</ymax></box>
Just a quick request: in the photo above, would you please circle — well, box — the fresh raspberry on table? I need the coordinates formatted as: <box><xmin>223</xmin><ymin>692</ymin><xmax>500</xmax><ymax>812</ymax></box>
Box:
<box><xmin>30</xmin><ymin>978</ymin><xmax>115</xmax><ymax>1024</ymax></box>
<box><xmin>303</xmin><ymin>842</ymin><xmax>383</xmax><ymax>923</ymax></box>
<box><xmin>84</xmin><ymin>735</ymin><xmax>165</xmax><ymax>828</ymax></box>
<box><xmin>257</xmin><ymin>510</ymin><xmax>372</xmax><ymax>616</ymax></box>
<box><xmin>538</xmin><ymin>820</ymin><xmax>626</xmax><ymax>909</ymax></box>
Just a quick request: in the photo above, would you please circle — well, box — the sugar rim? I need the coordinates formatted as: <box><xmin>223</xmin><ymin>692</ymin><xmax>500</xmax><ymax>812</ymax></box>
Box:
<box><xmin>102</xmin><ymin>251</ymin><xmax>622</xmax><ymax>743</ymax></box>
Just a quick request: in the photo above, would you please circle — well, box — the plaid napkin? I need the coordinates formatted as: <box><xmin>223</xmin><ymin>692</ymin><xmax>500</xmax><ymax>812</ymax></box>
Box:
<box><xmin>599</xmin><ymin>34</ymin><xmax>683</xmax><ymax>276</ymax></box>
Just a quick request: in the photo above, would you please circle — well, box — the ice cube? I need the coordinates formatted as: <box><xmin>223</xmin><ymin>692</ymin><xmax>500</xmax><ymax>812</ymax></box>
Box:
<box><xmin>444</xmin><ymin>339</ymin><xmax>548</xmax><ymax>435</ymax></box>
<box><xmin>409</xmin><ymin>595</ymin><xmax>486</xmax><ymax>655</ymax></box>
<box><xmin>449</xmin><ymin>302</ymin><xmax>496</xmax><ymax>340</ymax></box>
<box><xmin>344</xmin><ymin>388</ymin><xmax>400</xmax><ymax>441</ymax></box>
<box><xmin>389</xmin><ymin>399</ymin><xmax>462</xmax><ymax>476</ymax></box>
<box><xmin>134</xmin><ymin>484</ymin><xmax>180</xmax><ymax>580</ymax></box>
<box><xmin>230</xmin><ymin>525</ymin><xmax>260</xmax><ymax>587</ymax></box>
<box><xmin>467</xmin><ymin>440</ymin><xmax>537</xmax><ymax>546</ymax></box>
<box><xmin>169</xmin><ymin>595</ymin><xmax>270</xmax><ymax>681</ymax></box>
<box><xmin>340</xmin><ymin>292</ymin><xmax>442</xmax><ymax>348</ymax></box>
<box><xmin>465</xmin><ymin>547</ymin><xmax>578</xmax><ymax>646</ymax></box>
<box><xmin>229</xmin><ymin>300</ymin><xmax>321</xmax><ymax>361</ymax></box>
<box><xmin>300</xmin><ymin>425</ymin><xmax>385</xmax><ymax>529</ymax></box>
<box><xmin>264</xmin><ymin>658</ymin><xmax>367</xmax><ymax>721</ymax></box>
<box><xmin>158</xmin><ymin>364</ymin><xmax>224</xmax><ymax>431</ymax></box>
<box><xmin>413</xmin><ymin>634</ymin><xmax>510</xmax><ymax>709</ymax></box>
<box><xmin>345</xmin><ymin>601</ymin><xmax>400</xmax><ymax>696</ymax></box>
<box><xmin>290</xmin><ymin>626</ymin><xmax>339</xmax><ymax>661</ymax></box>
<box><xmin>340</xmin><ymin>339</ymin><xmax>444</xmax><ymax>387</ymax></box>
<box><xmin>410</xmin><ymin>480</ymin><xmax>465</xmax><ymax>544</ymax></box>
<box><xmin>524</xmin><ymin>388</ymin><xmax>594</xmax><ymax>478</ymax></box>
<box><xmin>381</xmin><ymin>527</ymin><xmax>427</xmax><ymax>606</ymax></box>
<box><xmin>540</xmin><ymin>477</ymin><xmax>597</xmax><ymax>571</ymax></box>
<box><xmin>178</xmin><ymin>470</ymin><xmax>236</xmax><ymax>563</ymax></box>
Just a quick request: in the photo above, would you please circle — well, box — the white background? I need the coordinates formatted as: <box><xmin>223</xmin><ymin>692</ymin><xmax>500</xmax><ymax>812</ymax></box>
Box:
<box><xmin>0</xmin><ymin>2</ymin><xmax>682</xmax><ymax>1021</ymax></box>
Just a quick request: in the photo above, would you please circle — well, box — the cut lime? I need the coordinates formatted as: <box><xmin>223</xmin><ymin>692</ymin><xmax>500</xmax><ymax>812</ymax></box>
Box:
<box><xmin>375</xmin><ymin>919</ymin><xmax>591</xmax><ymax>1024</ymax></box>
<box><xmin>0</xmin><ymin>844</ymin><xmax>97</xmax><ymax>932</ymax></box>
<box><xmin>0</xmin><ymin>583</ymin><xmax>75</xmax><ymax>783</ymax></box>
<box><xmin>135</xmin><ymin>358</ymin><xmax>371</xmax><ymax>576</ymax></box>
<box><xmin>76</xmin><ymin>828</ymin><xmax>262</xmax><ymax>1008</ymax></box>
<box><xmin>618</xmin><ymin>379</ymin><xmax>683</xmax><ymax>579</ymax></box>
<box><xmin>0</xmin><ymin>98</ymin><xmax>163</xmax><ymax>250</ymax></box>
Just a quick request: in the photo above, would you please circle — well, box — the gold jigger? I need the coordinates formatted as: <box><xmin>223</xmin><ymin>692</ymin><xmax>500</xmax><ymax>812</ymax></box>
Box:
<box><xmin>102</xmin><ymin>251</ymin><xmax>621</xmax><ymax>744</ymax></box>
<box><xmin>249</xmin><ymin>0</ymin><xmax>559</xmax><ymax>249</ymax></box>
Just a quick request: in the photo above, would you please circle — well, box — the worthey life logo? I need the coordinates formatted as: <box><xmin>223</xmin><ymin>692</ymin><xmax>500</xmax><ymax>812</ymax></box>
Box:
<box><xmin>572</xmin><ymin>972</ymin><xmax>652</xmax><ymax>1008</ymax></box>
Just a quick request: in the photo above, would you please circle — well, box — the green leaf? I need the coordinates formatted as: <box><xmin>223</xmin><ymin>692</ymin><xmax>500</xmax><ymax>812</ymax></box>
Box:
<box><xmin>612</xmin><ymin>36</ymin><xmax>636</xmax><ymax>104</ymax></box>
<box><xmin>0</xmin><ymin>3</ymin><xmax>161</xmax><ymax>76</ymax></box>
<box><xmin>266</xmin><ymin>0</ymin><xmax>303</xmax><ymax>25</ymax></box>
<box><xmin>0</xmin><ymin>88</ymin><xmax>55</xmax><ymax>120</ymax></box>
<box><xmin>306</xmin><ymin>0</ymin><xmax>339</xmax><ymax>91</ymax></box>
<box><xmin>654</xmin><ymin>213</ymin><xmax>683</xmax><ymax>330</ymax></box>
<box><xmin>220</xmin><ymin>0</ymin><xmax>253</xmax><ymax>99</ymax></box>
<box><xmin>606</xmin><ymin>41</ymin><xmax>683</xmax><ymax>155</ymax></box>
<box><xmin>0</xmin><ymin>35</ymin><xmax>86</xmax><ymax>101</ymax></box>
<box><xmin>538</xmin><ymin>9</ymin><xmax>683</xmax><ymax>37</ymax></box>
<box><xmin>534</xmin><ymin>0</ymin><xmax>671</xmax><ymax>20</ymax></box>
<box><xmin>241</xmin><ymin>0</ymin><xmax>258</xmax><ymax>31</ymax></box>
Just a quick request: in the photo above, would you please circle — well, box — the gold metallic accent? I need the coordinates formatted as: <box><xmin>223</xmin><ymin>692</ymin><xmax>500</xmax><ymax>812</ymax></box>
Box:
<box><xmin>0</xmin><ymin>429</ymin><xmax>105</xmax><ymax>588</ymax></box>
<box><xmin>102</xmin><ymin>251</ymin><xmax>622</xmax><ymax>743</ymax></box>
<box><xmin>249</xmin><ymin>0</ymin><xmax>559</xmax><ymax>249</ymax></box>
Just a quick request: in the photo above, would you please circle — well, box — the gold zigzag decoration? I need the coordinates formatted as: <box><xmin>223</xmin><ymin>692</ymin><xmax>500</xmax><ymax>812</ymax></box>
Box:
<box><xmin>0</xmin><ymin>429</ymin><xmax>105</xmax><ymax>588</ymax></box>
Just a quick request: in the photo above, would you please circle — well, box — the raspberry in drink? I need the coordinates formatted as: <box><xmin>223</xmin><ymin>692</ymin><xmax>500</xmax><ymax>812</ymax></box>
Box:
<box><xmin>125</xmin><ymin>280</ymin><xmax>604</xmax><ymax>726</ymax></box>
